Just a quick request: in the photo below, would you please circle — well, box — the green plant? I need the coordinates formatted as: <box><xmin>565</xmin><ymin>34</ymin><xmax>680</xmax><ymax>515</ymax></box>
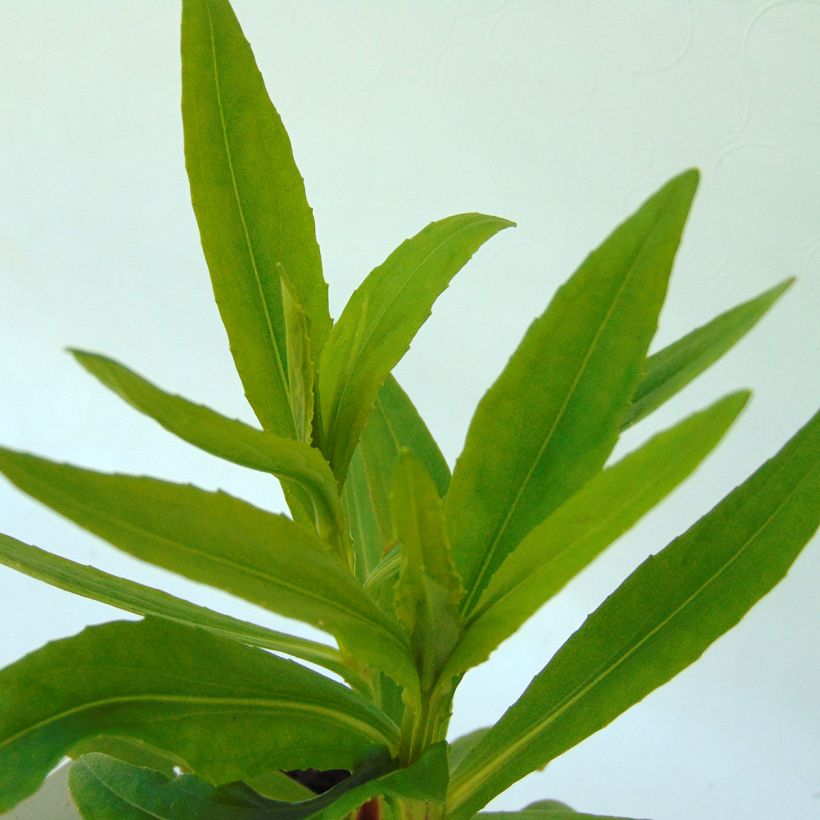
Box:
<box><xmin>0</xmin><ymin>0</ymin><xmax>817</xmax><ymax>817</ymax></box>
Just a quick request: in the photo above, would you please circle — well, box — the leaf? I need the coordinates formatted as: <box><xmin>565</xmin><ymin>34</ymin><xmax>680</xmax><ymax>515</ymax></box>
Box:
<box><xmin>624</xmin><ymin>278</ymin><xmax>793</xmax><ymax>429</ymax></box>
<box><xmin>448</xmin><ymin>727</ymin><xmax>489</xmax><ymax>772</ymax></box>
<box><xmin>391</xmin><ymin>451</ymin><xmax>464</xmax><ymax>689</ymax></box>
<box><xmin>446</xmin><ymin>170</ymin><xmax>699</xmax><ymax>614</ymax></box>
<box><xmin>346</xmin><ymin>375</ymin><xmax>451</xmax><ymax>583</ymax></box>
<box><xmin>447</xmin><ymin>409</ymin><xmax>820</xmax><ymax>819</ymax></box>
<box><xmin>318</xmin><ymin>213</ymin><xmax>513</xmax><ymax>480</ymax></box>
<box><xmin>280</xmin><ymin>266</ymin><xmax>316</xmax><ymax>444</ymax></box>
<box><xmin>0</xmin><ymin>532</ymin><xmax>363</xmax><ymax>689</ymax></box>
<box><xmin>69</xmin><ymin>742</ymin><xmax>448</xmax><ymax>820</ymax></box>
<box><xmin>181</xmin><ymin>0</ymin><xmax>331</xmax><ymax>437</ymax></box>
<box><xmin>70</xmin><ymin>349</ymin><xmax>345</xmax><ymax>550</ymax></box>
<box><xmin>0</xmin><ymin>618</ymin><xmax>399</xmax><ymax>812</ymax></box>
<box><xmin>0</xmin><ymin>448</ymin><xmax>417</xmax><ymax>690</ymax></box>
<box><xmin>441</xmin><ymin>391</ymin><xmax>749</xmax><ymax>677</ymax></box>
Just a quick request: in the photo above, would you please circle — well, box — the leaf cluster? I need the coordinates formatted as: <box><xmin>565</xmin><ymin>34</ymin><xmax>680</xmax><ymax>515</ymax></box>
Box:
<box><xmin>0</xmin><ymin>1</ymin><xmax>817</xmax><ymax>818</ymax></box>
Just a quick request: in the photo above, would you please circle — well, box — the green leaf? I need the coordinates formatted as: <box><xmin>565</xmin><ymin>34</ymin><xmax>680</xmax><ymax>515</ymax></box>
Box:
<box><xmin>624</xmin><ymin>278</ymin><xmax>793</xmax><ymax>429</ymax></box>
<box><xmin>280</xmin><ymin>266</ymin><xmax>316</xmax><ymax>444</ymax></box>
<box><xmin>0</xmin><ymin>618</ymin><xmax>398</xmax><ymax>812</ymax></box>
<box><xmin>69</xmin><ymin>742</ymin><xmax>448</xmax><ymax>820</ymax></box>
<box><xmin>447</xmin><ymin>409</ymin><xmax>820</xmax><ymax>818</ymax></box>
<box><xmin>70</xmin><ymin>349</ymin><xmax>345</xmax><ymax>551</ymax></box>
<box><xmin>181</xmin><ymin>0</ymin><xmax>331</xmax><ymax>438</ymax></box>
<box><xmin>391</xmin><ymin>451</ymin><xmax>463</xmax><ymax>688</ymax></box>
<box><xmin>448</xmin><ymin>727</ymin><xmax>489</xmax><ymax>773</ymax></box>
<box><xmin>0</xmin><ymin>532</ymin><xmax>363</xmax><ymax>688</ymax></box>
<box><xmin>346</xmin><ymin>375</ymin><xmax>451</xmax><ymax>583</ymax></box>
<box><xmin>441</xmin><ymin>391</ymin><xmax>749</xmax><ymax>678</ymax></box>
<box><xmin>318</xmin><ymin>213</ymin><xmax>513</xmax><ymax>480</ymax></box>
<box><xmin>0</xmin><ymin>449</ymin><xmax>417</xmax><ymax>690</ymax></box>
<box><xmin>446</xmin><ymin>170</ymin><xmax>699</xmax><ymax>614</ymax></box>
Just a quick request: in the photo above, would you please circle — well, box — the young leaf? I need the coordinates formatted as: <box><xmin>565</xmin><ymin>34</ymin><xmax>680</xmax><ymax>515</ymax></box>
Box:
<box><xmin>280</xmin><ymin>265</ymin><xmax>316</xmax><ymax>443</ymax></box>
<box><xmin>0</xmin><ymin>448</ymin><xmax>417</xmax><ymax>690</ymax></box>
<box><xmin>70</xmin><ymin>349</ymin><xmax>344</xmax><ymax>548</ymax></box>
<box><xmin>391</xmin><ymin>451</ymin><xmax>464</xmax><ymax>689</ymax></box>
<box><xmin>441</xmin><ymin>391</ymin><xmax>749</xmax><ymax>677</ymax></box>
<box><xmin>0</xmin><ymin>618</ymin><xmax>399</xmax><ymax>812</ymax></box>
<box><xmin>446</xmin><ymin>171</ymin><xmax>699</xmax><ymax>615</ymax></box>
<box><xmin>181</xmin><ymin>0</ymin><xmax>331</xmax><ymax>437</ymax></box>
<box><xmin>623</xmin><ymin>278</ymin><xmax>793</xmax><ymax>429</ymax></box>
<box><xmin>69</xmin><ymin>743</ymin><xmax>448</xmax><ymax>820</ymax></box>
<box><xmin>318</xmin><ymin>213</ymin><xmax>513</xmax><ymax>480</ymax></box>
<box><xmin>346</xmin><ymin>374</ymin><xmax>451</xmax><ymax>582</ymax></box>
<box><xmin>447</xmin><ymin>410</ymin><xmax>820</xmax><ymax>818</ymax></box>
<box><xmin>0</xmin><ymin>532</ymin><xmax>363</xmax><ymax>688</ymax></box>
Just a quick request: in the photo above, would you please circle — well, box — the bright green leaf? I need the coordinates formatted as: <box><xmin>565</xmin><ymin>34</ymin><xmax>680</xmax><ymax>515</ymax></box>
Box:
<box><xmin>446</xmin><ymin>170</ymin><xmax>699</xmax><ymax>614</ymax></box>
<box><xmin>318</xmin><ymin>213</ymin><xmax>513</xmax><ymax>480</ymax></box>
<box><xmin>181</xmin><ymin>0</ymin><xmax>331</xmax><ymax>437</ymax></box>
<box><xmin>391</xmin><ymin>451</ymin><xmax>464</xmax><ymax>689</ymax></box>
<box><xmin>0</xmin><ymin>618</ymin><xmax>398</xmax><ymax>812</ymax></box>
<box><xmin>0</xmin><ymin>449</ymin><xmax>417</xmax><ymax>690</ymax></box>
<box><xmin>0</xmin><ymin>532</ymin><xmax>363</xmax><ymax>688</ymax></box>
<box><xmin>346</xmin><ymin>375</ymin><xmax>451</xmax><ymax>583</ymax></box>
<box><xmin>624</xmin><ymin>278</ymin><xmax>793</xmax><ymax>429</ymax></box>
<box><xmin>447</xmin><ymin>409</ymin><xmax>820</xmax><ymax>818</ymax></box>
<box><xmin>70</xmin><ymin>349</ymin><xmax>345</xmax><ymax>551</ymax></box>
<box><xmin>442</xmin><ymin>391</ymin><xmax>749</xmax><ymax>677</ymax></box>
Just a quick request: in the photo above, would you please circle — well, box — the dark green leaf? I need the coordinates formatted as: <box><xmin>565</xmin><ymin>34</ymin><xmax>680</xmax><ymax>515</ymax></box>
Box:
<box><xmin>70</xmin><ymin>349</ymin><xmax>346</xmax><ymax>552</ymax></box>
<box><xmin>624</xmin><ymin>278</ymin><xmax>792</xmax><ymax>428</ymax></box>
<box><xmin>0</xmin><ymin>532</ymin><xmax>362</xmax><ymax>688</ymax></box>
<box><xmin>481</xmin><ymin>807</ymin><xmax>645</xmax><ymax>820</ymax></box>
<box><xmin>0</xmin><ymin>449</ymin><xmax>416</xmax><ymax>690</ymax></box>
<box><xmin>318</xmin><ymin>213</ymin><xmax>513</xmax><ymax>480</ymax></box>
<box><xmin>0</xmin><ymin>618</ymin><xmax>398</xmax><ymax>812</ymax></box>
<box><xmin>447</xmin><ymin>410</ymin><xmax>820</xmax><ymax>818</ymax></box>
<box><xmin>181</xmin><ymin>0</ymin><xmax>331</xmax><ymax>437</ymax></box>
<box><xmin>447</xmin><ymin>171</ymin><xmax>699</xmax><ymax>614</ymax></box>
<box><xmin>345</xmin><ymin>375</ymin><xmax>450</xmax><ymax>583</ymax></box>
<box><xmin>69</xmin><ymin>742</ymin><xmax>447</xmax><ymax>820</ymax></box>
<box><xmin>442</xmin><ymin>391</ymin><xmax>749</xmax><ymax>677</ymax></box>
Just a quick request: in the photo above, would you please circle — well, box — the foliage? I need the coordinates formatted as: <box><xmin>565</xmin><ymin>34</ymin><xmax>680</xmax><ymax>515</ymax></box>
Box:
<box><xmin>0</xmin><ymin>1</ymin><xmax>817</xmax><ymax>817</ymax></box>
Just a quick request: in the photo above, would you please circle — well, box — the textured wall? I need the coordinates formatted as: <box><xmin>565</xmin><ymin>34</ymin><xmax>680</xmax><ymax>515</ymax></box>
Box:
<box><xmin>1</xmin><ymin>2</ymin><xmax>818</xmax><ymax>819</ymax></box>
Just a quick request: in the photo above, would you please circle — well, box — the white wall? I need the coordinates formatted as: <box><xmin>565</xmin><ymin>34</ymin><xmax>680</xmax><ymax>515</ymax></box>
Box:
<box><xmin>1</xmin><ymin>2</ymin><xmax>818</xmax><ymax>819</ymax></box>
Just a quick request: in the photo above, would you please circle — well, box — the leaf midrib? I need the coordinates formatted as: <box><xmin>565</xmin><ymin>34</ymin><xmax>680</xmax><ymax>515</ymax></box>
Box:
<box><xmin>1</xmin><ymin>693</ymin><xmax>394</xmax><ymax>752</ymax></box>
<box><xmin>448</xmin><ymin>467</ymin><xmax>812</xmax><ymax>811</ymax></box>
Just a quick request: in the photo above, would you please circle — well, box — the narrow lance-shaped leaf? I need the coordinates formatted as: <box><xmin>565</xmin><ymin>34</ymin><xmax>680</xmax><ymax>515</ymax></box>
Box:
<box><xmin>318</xmin><ymin>212</ymin><xmax>513</xmax><ymax>480</ymax></box>
<box><xmin>623</xmin><ymin>278</ymin><xmax>793</xmax><ymax>429</ymax></box>
<box><xmin>346</xmin><ymin>374</ymin><xmax>451</xmax><ymax>583</ymax></box>
<box><xmin>447</xmin><ymin>409</ymin><xmax>820</xmax><ymax>819</ymax></box>
<box><xmin>0</xmin><ymin>532</ymin><xmax>364</xmax><ymax>689</ymax></box>
<box><xmin>392</xmin><ymin>450</ymin><xmax>464</xmax><ymax>690</ymax></box>
<box><xmin>447</xmin><ymin>170</ymin><xmax>699</xmax><ymax>614</ymax></box>
<box><xmin>279</xmin><ymin>264</ymin><xmax>316</xmax><ymax>444</ymax></box>
<box><xmin>0</xmin><ymin>618</ymin><xmax>399</xmax><ymax>812</ymax></box>
<box><xmin>69</xmin><ymin>742</ymin><xmax>448</xmax><ymax>820</ymax></box>
<box><xmin>70</xmin><ymin>350</ymin><xmax>346</xmax><ymax>554</ymax></box>
<box><xmin>440</xmin><ymin>391</ymin><xmax>749</xmax><ymax>679</ymax></box>
<box><xmin>182</xmin><ymin>0</ymin><xmax>331</xmax><ymax>437</ymax></box>
<box><xmin>0</xmin><ymin>448</ymin><xmax>417</xmax><ymax>691</ymax></box>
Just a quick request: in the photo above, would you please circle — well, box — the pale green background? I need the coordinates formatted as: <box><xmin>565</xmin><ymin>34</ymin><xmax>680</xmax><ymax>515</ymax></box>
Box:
<box><xmin>1</xmin><ymin>2</ymin><xmax>818</xmax><ymax>819</ymax></box>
